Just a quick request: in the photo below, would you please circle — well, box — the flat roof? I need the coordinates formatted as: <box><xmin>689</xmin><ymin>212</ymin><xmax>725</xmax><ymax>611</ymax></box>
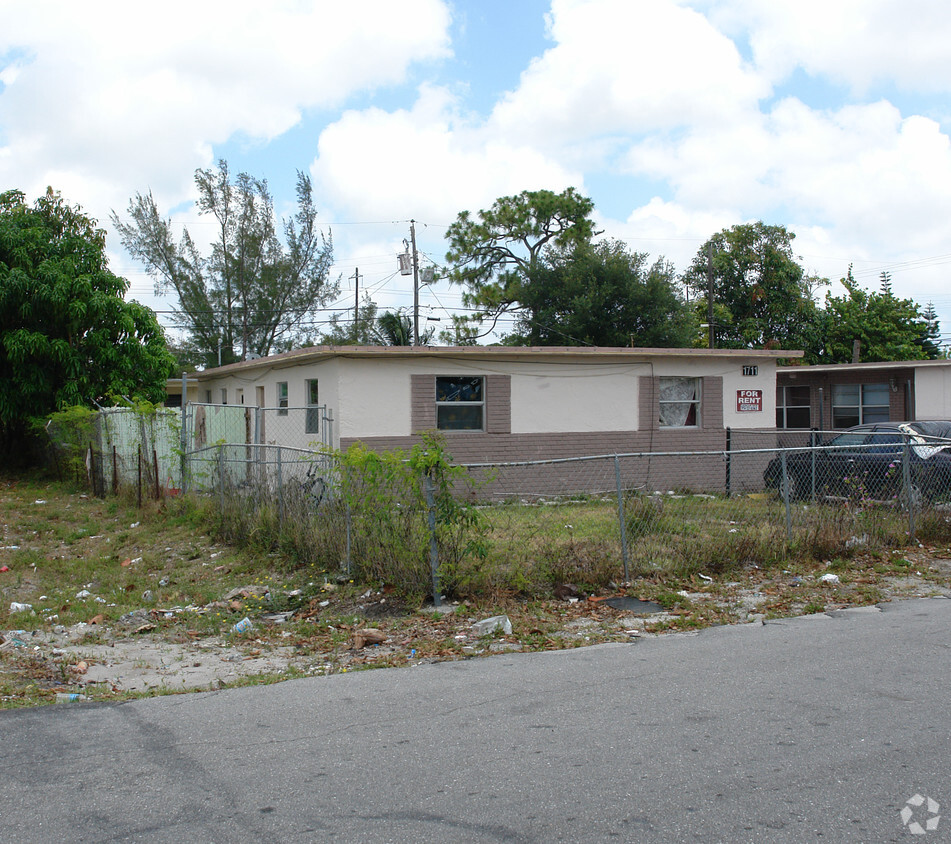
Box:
<box><xmin>779</xmin><ymin>358</ymin><xmax>951</xmax><ymax>375</ymax></box>
<box><xmin>171</xmin><ymin>344</ymin><xmax>803</xmax><ymax>382</ymax></box>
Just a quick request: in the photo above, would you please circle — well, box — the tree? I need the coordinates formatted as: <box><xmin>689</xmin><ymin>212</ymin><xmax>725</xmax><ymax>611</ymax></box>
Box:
<box><xmin>321</xmin><ymin>296</ymin><xmax>380</xmax><ymax>345</ymax></box>
<box><xmin>0</xmin><ymin>188</ymin><xmax>174</xmax><ymax>459</ymax></box>
<box><xmin>683</xmin><ymin>222</ymin><xmax>825</xmax><ymax>351</ymax></box>
<box><xmin>374</xmin><ymin>309</ymin><xmax>434</xmax><ymax>346</ymax></box>
<box><xmin>113</xmin><ymin>160</ymin><xmax>336</xmax><ymax>367</ymax></box>
<box><xmin>506</xmin><ymin>239</ymin><xmax>694</xmax><ymax>347</ymax></box>
<box><xmin>445</xmin><ymin>188</ymin><xmax>598</xmax><ymax>337</ymax></box>
<box><xmin>815</xmin><ymin>267</ymin><xmax>941</xmax><ymax>363</ymax></box>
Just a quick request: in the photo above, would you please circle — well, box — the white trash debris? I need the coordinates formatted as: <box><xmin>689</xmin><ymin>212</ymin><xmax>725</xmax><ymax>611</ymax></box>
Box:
<box><xmin>232</xmin><ymin>617</ymin><xmax>253</xmax><ymax>634</ymax></box>
<box><xmin>471</xmin><ymin>615</ymin><xmax>512</xmax><ymax>636</ymax></box>
<box><xmin>819</xmin><ymin>573</ymin><xmax>840</xmax><ymax>584</ymax></box>
<box><xmin>9</xmin><ymin>602</ymin><xmax>33</xmax><ymax>613</ymax></box>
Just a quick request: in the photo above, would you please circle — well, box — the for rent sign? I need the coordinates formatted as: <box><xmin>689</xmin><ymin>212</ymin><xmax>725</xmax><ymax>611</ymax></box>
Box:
<box><xmin>736</xmin><ymin>389</ymin><xmax>762</xmax><ymax>412</ymax></box>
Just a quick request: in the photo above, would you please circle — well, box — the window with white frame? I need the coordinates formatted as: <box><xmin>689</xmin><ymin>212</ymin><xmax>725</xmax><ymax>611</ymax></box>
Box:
<box><xmin>305</xmin><ymin>379</ymin><xmax>321</xmax><ymax>434</ymax></box>
<box><xmin>220</xmin><ymin>388</ymin><xmax>227</xmax><ymax>405</ymax></box>
<box><xmin>436</xmin><ymin>376</ymin><xmax>484</xmax><ymax>431</ymax></box>
<box><xmin>776</xmin><ymin>385</ymin><xmax>811</xmax><ymax>429</ymax></box>
<box><xmin>277</xmin><ymin>382</ymin><xmax>288</xmax><ymax>416</ymax></box>
<box><xmin>832</xmin><ymin>383</ymin><xmax>889</xmax><ymax>428</ymax></box>
<box><xmin>658</xmin><ymin>377</ymin><xmax>700</xmax><ymax>427</ymax></box>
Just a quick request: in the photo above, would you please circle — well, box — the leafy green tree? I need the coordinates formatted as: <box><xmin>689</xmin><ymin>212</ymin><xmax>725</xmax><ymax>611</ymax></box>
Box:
<box><xmin>683</xmin><ymin>222</ymin><xmax>825</xmax><ymax>351</ymax></box>
<box><xmin>507</xmin><ymin>239</ymin><xmax>694</xmax><ymax>347</ymax></box>
<box><xmin>113</xmin><ymin>160</ymin><xmax>336</xmax><ymax>367</ymax></box>
<box><xmin>321</xmin><ymin>296</ymin><xmax>380</xmax><ymax>345</ymax></box>
<box><xmin>815</xmin><ymin>268</ymin><xmax>941</xmax><ymax>363</ymax></box>
<box><xmin>920</xmin><ymin>300</ymin><xmax>943</xmax><ymax>359</ymax></box>
<box><xmin>445</xmin><ymin>188</ymin><xmax>598</xmax><ymax>337</ymax></box>
<box><xmin>0</xmin><ymin>188</ymin><xmax>174</xmax><ymax>459</ymax></box>
<box><xmin>374</xmin><ymin>309</ymin><xmax>434</xmax><ymax>346</ymax></box>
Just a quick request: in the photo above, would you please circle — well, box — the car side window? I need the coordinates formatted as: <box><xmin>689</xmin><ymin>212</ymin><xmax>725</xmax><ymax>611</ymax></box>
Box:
<box><xmin>868</xmin><ymin>433</ymin><xmax>903</xmax><ymax>453</ymax></box>
<box><xmin>829</xmin><ymin>433</ymin><xmax>868</xmax><ymax>448</ymax></box>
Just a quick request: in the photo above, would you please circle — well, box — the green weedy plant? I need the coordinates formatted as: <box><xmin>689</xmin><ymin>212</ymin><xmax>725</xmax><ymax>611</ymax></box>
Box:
<box><xmin>41</xmin><ymin>405</ymin><xmax>99</xmax><ymax>483</ymax></box>
<box><xmin>335</xmin><ymin>433</ymin><xmax>488</xmax><ymax>599</ymax></box>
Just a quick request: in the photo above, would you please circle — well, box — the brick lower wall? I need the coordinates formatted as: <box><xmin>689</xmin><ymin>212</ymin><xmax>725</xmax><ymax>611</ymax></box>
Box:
<box><xmin>339</xmin><ymin>428</ymin><xmax>777</xmax><ymax>498</ymax></box>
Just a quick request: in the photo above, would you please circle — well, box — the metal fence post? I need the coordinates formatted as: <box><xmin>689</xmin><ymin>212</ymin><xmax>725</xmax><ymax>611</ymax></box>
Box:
<box><xmin>725</xmin><ymin>427</ymin><xmax>732</xmax><ymax>498</ymax></box>
<box><xmin>276</xmin><ymin>447</ymin><xmax>284</xmax><ymax>525</ymax></box>
<box><xmin>218</xmin><ymin>444</ymin><xmax>225</xmax><ymax>512</ymax></box>
<box><xmin>180</xmin><ymin>372</ymin><xmax>188</xmax><ymax>494</ymax></box>
<box><xmin>425</xmin><ymin>470</ymin><xmax>441</xmax><ymax>608</ymax></box>
<box><xmin>903</xmin><ymin>433</ymin><xmax>916</xmax><ymax>542</ymax></box>
<box><xmin>345</xmin><ymin>499</ymin><xmax>352</xmax><ymax>576</ymax></box>
<box><xmin>781</xmin><ymin>450</ymin><xmax>792</xmax><ymax>542</ymax></box>
<box><xmin>614</xmin><ymin>455</ymin><xmax>630</xmax><ymax>582</ymax></box>
<box><xmin>809</xmin><ymin>428</ymin><xmax>817</xmax><ymax>501</ymax></box>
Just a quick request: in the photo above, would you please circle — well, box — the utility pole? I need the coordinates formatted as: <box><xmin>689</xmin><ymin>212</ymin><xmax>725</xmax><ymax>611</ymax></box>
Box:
<box><xmin>351</xmin><ymin>267</ymin><xmax>361</xmax><ymax>330</ymax></box>
<box><xmin>707</xmin><ymin>242</ymin><xmax>715</xmax><ymax>350</ymax></box>
<box><xmin>410</xmin><ymin>220</ymin><xmax>420</xmax><ymax>346</ymax></box>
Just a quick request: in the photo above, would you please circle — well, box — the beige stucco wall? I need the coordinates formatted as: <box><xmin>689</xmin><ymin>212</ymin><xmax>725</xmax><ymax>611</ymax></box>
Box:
<box><xmin>915</xmin><ymin>367</ymin><xmax>951</xmax><ymax>419</ymax></box>
<box><xmin>721</xmin><ymin>360</ymin><xmax>777</xmax><ymax>428</ymax></box>
<box><xmin>187</xmin><ymin>350</ymin><xmax>783</xmax><ymax>449</ymax></box>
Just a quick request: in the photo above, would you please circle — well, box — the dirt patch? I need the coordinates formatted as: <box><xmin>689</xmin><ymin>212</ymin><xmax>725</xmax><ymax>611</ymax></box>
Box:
<box><xmin>3</xmin><ymin>475</ymin><xmax>951</xmax><ymax>706</ymax></box>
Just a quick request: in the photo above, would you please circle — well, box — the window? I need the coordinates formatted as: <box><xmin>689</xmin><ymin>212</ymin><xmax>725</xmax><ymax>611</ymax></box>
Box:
<box><xmin>659</xmin><ymin>377</ymin><xmax>700</xmax><ymax>427</ymax></box>
<box><xmin>205</xmin><ymin>390</ymin><xmax>212</xmax><ymax>404</ymax></box>
<box><xmin>220</xmin><ymin>388</ymin><xmax>227</xmax><ymax>405</ymax></box>
<box><xmin>277</xmin><ymin>382</ymin><xmax>288</xmax><ymax>416</ymax></box>
<box><xmin>305</xmin><ymin>379</ymin><xmax>321</xmax><ymax>434</ymax></box>
<box><xmin>832</xmin><ymin>383</ymin><xmax>889</xmax><ymax>428</ymax></box>
<box><xmin>436</xmin><ymin>376</ymin><xmax>484</xmax><ymax>431</ymax></box>
<box><xmin>236</xmin><ymin>388</ymin><xmax>244</xmax><ymax>405</ymax></box>
<box><xmin>776</xmin><ymin>385</ymin><xmax>810</xmax><ymax>429</ymax></box>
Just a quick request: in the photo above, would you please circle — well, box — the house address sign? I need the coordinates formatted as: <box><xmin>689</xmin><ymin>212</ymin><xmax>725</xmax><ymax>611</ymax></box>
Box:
<box><xmin>736</xmin><ymin>389</ymin><xmax>763</xmax><ymax>412</ymax></box>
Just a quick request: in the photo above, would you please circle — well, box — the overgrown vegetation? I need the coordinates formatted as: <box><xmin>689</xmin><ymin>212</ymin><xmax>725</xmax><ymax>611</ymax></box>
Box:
<box><xmin>199</xmin><ymin>435</ymin><xmax>951</xmax><ymax>599</ymax></box>
<box><xmin>3</xmin><ymin>464</ymin><xmax>950</xmax><ymax>708</ymax></box>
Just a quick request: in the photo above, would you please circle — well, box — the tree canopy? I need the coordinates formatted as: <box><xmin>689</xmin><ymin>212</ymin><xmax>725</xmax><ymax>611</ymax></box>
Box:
<box><xmin>444</xmin><ymin>188</ymin><xmax>692</xmax><ymax>346</ymax></box>
<box><xmin>0</xmin><ymin>188</ymin><xmax>174</xmax><ymax>458</ymax></box>
<box><xmin>815</xmin><ymin>269</ymin><xmax>942</xmax><ymax>363</ymax></box>
<box><xmin>113</xmin><ymin>160</ymin><xmax>336</xmax><ymax>368</ymax></box>
<box><xmin>506</xmin><ymin>239</ymin><xmax>694</xmax><ymax>347</ymax></box>
<box><xmin>444</xmin><ymin>188</ymin><xmax>598</xmax><ymax>336</ymax></box>
<box><xmin>683</xmin><ymin>222</ymin><xmax>825</xmax><ymax>351</ymax></box>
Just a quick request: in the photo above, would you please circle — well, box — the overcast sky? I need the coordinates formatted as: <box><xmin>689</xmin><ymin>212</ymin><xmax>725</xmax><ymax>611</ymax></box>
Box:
<box><xmin>3</xmin><ymin>0</ymin><xmax>951</xmax><ymax>349</ymax></box>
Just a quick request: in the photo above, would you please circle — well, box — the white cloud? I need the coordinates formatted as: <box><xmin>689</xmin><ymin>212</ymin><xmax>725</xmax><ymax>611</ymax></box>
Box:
<box><xmin>699</xmin><ymin>0</ymin><xmax>951</xmax><ymax>93</ymax></box>
<box><xmin>487</xmin><ymin>0</ymin><xmax>768</xmax><ymax>152</ymax></box>
<box><xmin>310</xmin><ymin>84</ymin><xmax>585</xmax><ymax>222</ymax></box>
<box><xmin>622</xmin><ymin>98</ymin><xmax>951</xmax><ymax>253</ymax></box>
<box><xmin>0</xmin><ymin>0</ymin><xmax>452</xmax><ymax>215</ymax></box>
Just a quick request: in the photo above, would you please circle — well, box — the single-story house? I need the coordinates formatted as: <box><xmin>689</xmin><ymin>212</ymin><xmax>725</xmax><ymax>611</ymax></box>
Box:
<box><xmin>166</xmin><ymin>345</ymin><xmax>798</xmax><ymax>470</ymax></box>
<box><xmin>776</xmin><ymin>359</ymin><xmax>951</xmax><ymax>431</ymax></box>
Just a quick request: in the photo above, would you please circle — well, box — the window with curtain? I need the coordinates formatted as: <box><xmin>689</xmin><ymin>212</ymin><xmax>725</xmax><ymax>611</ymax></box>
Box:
<box><xmin>659</xmin><ymin>377</ymin><xmax>700</xmax><ymax>427</ymax></box>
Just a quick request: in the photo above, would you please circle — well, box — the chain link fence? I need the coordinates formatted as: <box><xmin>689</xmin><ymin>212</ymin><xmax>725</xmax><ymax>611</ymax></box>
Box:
<box><xmin>51</xmin><ymin>402</ymin><xmax>951</xmax><ymax>596</ymax></box>
<box><xmin>187</xmin><ymin>429</ymin><xmax>951</xmax><ymax>597</ymax></box>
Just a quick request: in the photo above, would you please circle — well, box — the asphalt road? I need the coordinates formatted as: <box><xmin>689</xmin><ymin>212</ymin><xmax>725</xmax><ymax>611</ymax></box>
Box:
<box><xmin>2</xmin><ymin>598</ymin><xmax>949</xmax><ymax>843</ymax></box>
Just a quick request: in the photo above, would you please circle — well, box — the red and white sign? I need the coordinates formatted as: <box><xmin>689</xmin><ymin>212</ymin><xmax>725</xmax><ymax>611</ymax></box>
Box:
<box><xmin>736</xmin><ymin>389</ymin><xmax>762</xmax><ymax>412</ymax></box>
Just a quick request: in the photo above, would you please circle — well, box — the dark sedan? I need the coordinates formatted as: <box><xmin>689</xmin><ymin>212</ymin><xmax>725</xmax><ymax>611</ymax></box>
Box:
<box><xmin>764</xmin><ymin>422</ymin><xmax>951</xmax><ymax>504</ymax></box>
